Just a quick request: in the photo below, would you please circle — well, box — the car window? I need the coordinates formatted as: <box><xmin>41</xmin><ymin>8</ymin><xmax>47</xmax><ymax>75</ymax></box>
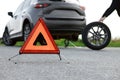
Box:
<box><xmin>65</xmin><ymin>0</ymin><xmax>80</xmax><ymax>5</ymax></box>
<box><xmin>49</xmin><ymin>0</ymin><xmax>63</xmax><ymax>1</ymax></box>
<box><xmin>24</xmin><ymin>0</ymin><xmax>32</xmax><ymax>8</ymax></box>
<box><xmin>14</xmin><ymin>2</ymin><xmax>24</xmax><ymax>15</ymax></box>
<box><xmin>31</xmin><ymin>0</ymin><xmax>39</xmax><ymax>4</ymax></box>
<box><xmin>37</xmin><ymin>0</ymin><xmax>64</xmax><ymax>1</ymax></box>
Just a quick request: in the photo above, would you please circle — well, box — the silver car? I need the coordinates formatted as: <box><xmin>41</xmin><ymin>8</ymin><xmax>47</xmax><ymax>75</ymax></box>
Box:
<box><xmin>2</xmin><ymin>0</ymin><xmax>86</xmax><ymax>46</ymax></box>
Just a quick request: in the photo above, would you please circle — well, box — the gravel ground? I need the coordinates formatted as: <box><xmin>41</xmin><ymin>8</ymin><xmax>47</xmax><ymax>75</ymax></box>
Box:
<box><xmin>0</xmin><ymin>46</ymin><xmax>120</xmax><ymax>80</ymax></box>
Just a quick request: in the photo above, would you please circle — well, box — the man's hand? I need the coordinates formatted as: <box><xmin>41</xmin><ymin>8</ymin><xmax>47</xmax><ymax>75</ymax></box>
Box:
<box><xmin>99</xmin><ymin>17</ymin><xmax>106</xmax><ymax>22</ymax></box>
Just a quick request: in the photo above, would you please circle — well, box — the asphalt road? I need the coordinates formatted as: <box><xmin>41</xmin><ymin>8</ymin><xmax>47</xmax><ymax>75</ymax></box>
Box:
<box><xmin>0</xmin><ymin>46</ymin><xmax>120</xmax><ymax>80</ymax></box>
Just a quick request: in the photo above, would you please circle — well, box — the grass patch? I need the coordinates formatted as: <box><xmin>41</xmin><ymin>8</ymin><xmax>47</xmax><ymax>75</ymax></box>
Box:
<box><xmin>108</xmin><ymin>39</ymin><xmax>120</xmax><ymax>47</ymax></box>
<box><xmin>0</xmin><ymin>38</ymin><xmax>120</xmax><ymax>47</ymax></box>
<box><xmin>0</xmin><ymin>38</ymin><xmax>4</xmax><ymax>46</ymax></box>
<box><xmin>14</xmin><ymin>39</ymin><xmax>85</xmax><ymax>47</ymax></box>
<box><xmin>55</xmin><ymin>39</ymin><xmax>85</xmax><ymax>47</ymax></box>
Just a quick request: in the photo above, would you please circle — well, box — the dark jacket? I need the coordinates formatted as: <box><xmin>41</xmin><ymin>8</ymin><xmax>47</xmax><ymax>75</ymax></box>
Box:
<box><xmin>102</xmin><ymin>0</ymin><xmax>120</xmax><ymax>17</ymax></box>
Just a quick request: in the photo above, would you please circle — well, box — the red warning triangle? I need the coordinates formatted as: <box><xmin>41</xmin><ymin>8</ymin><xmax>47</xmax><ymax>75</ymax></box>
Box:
<box><xmin>19</xmin><ymin>18</ymin><xmax>60</xmax><ymax>54</ymax></box>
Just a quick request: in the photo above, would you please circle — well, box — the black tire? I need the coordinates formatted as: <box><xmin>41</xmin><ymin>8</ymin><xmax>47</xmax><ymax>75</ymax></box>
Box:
<box><xmin>2</xmin><ymin>28</ymin><xmax>16</xmax><ymax>46</ymax></box>
<box><xmin>23</xmin><ymin>23</ymin><xmax>47</xmax><ymax>45</ymax></box>
<box><xmin>82</xmin><ymin>22</ymin><xmax>111</xmax><ymax>50</ymax></box>
<box><xmin>23</xmin><ymin>23</ymin><xmax>31</xmax><ymax>41</ymax></box>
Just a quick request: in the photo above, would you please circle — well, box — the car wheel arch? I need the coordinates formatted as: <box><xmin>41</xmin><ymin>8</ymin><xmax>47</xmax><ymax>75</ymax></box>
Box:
<box><xmin>4</xmin><ymin>27</ymin><xmax>10</xmax><ymax>34</ymax></box>
<box><xmin>22</xmin><ymin>19</ymin><xmax>32</xmax><ymax>41</ymax></box>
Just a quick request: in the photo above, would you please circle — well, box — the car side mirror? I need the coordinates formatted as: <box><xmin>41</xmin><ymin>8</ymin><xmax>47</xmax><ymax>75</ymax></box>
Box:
<box><xmin>8</xmin><ymin>12</ymin><xmax>13</xmax><ymax>17</ymax></box>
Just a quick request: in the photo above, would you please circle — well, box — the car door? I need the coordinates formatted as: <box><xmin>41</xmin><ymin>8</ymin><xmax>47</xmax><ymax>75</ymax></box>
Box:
<box><xmin>9</xmin><ymin>2</ymin><xmax>24</xmax><ymax>35</ymax></box>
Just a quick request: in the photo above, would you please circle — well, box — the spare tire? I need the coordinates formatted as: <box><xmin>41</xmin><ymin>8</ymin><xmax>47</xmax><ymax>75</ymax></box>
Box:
<box><xmin>82</xmin><ymin>22</ymin><xmax>111</xmax><ymax>50</ymax></box>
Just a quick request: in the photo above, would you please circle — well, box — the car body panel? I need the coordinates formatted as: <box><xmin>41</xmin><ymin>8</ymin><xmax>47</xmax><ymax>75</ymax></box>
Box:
<box><xmin>4</xmin><ymin>0</ymin><xmax>86</xmax><ymax>41</ymax></box>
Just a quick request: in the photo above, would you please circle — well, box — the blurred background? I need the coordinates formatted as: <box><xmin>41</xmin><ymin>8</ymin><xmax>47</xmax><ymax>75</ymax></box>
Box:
<box><xmin>0</xmin><ymin>0</ymin><xmax>120</xmax><ymax>39</ymax></box>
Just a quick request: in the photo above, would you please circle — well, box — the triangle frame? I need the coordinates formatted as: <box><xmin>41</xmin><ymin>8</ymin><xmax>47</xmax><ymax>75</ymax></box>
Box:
<box><xmin>19</xmin><ymin>18</ymin><xmax>60</xmax><ymax>54</ymax></box>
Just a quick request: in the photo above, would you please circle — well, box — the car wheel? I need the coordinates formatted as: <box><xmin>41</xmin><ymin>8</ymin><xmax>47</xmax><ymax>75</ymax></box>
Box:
<box><xmin>23</xmin><ymin>23</ymin><xmax>31</xmax><ymax>41</ymax></box>
<box><xmin>82</xmin><ymin>22</ymin><xmax>111</xmax><ymax>50</ymax></box>
<box><xmin>2</xmin><ymin>28</ymin><xmax>16</xmax><ymax>46</ymax></box>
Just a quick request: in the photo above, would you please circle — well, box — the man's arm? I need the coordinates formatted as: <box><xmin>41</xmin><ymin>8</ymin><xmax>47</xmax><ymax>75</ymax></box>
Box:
<box><xmin>99</xmin><ymin>0</ymin><xmax>116</xmax><ymax>22</ymax></box>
